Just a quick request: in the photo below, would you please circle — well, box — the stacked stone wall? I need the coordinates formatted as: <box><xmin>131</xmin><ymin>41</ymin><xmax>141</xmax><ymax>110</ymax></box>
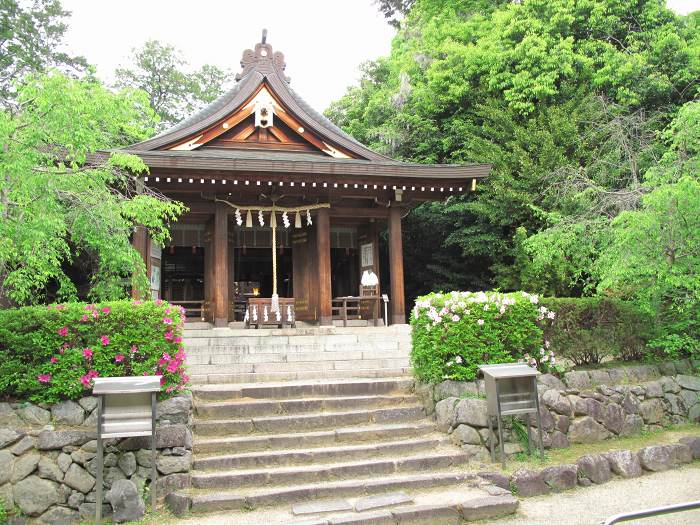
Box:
<box><xmin>0</xmin><ymin>393</ymin><xmax>192</xmax><ymax>524</ymax></box>
<box><xmin>415</xmin><ymin>360</ymin><xmax>700</xmax><ymax>459</ymax></box>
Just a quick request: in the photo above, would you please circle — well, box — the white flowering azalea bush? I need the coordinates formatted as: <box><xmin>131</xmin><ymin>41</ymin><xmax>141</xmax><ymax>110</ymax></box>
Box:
<box><xmin>410</xmin><ymin>291</ymin><xmax>556</xmax><ymax>383</ymax></box>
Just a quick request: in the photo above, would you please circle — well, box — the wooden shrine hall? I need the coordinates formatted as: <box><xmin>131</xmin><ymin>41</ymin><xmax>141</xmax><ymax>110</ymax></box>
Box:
<box><xmin>121</xmin><ymin>33</ymin><xmax>490</xmax><ymax>328</ymax></box>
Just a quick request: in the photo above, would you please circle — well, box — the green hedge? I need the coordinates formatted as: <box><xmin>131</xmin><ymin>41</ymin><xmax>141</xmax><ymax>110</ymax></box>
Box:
<box><xmin>540</xmin><ymin>297</ymin><xmax>652</xmax><ymax>365</ymax></box>
<box><xmin>410</xmin><ymin>291</ymin><xmax>555</xmax><ymax>383</ymax></box>
<box><xmin>0</xmin><ymin>300</ymin><xmax>187</xmax><ymax>404</ymax></box>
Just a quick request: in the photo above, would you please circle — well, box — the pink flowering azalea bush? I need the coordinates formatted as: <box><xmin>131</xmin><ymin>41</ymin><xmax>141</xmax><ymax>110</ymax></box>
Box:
<box><xmin>410</xmin><ymin>291</ymin><xmax>557</xmax><ymax>383</ymax></box>
<box><xmin>0</xmin><ymin>300</ymin><xmax>187</xmax><ymax>404</ymax></box>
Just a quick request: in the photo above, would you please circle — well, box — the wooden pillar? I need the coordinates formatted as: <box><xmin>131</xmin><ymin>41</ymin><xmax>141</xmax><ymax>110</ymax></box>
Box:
<box><xmin>131</xmin><ymin>226</ymin><xmax>150</xmax><ymax>299</ymax></box>
<box><xmin>316</xmin><ymin>207</ymin><xmax>332</xmax><ymax>326</ymax></box>
<box><xmin>388</xmin><ymin>207</ymin><xmax>406</xmax><ymax>324</ymax></box>
<box><xmin>213</xmin><ymin>204</ymin><xmax>229</xmax><ymax>327</ymax></box>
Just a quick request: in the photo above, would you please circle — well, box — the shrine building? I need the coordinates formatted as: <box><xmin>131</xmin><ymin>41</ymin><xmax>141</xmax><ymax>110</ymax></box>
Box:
<box><xmin>117</xmin><ymin>35</ymin><xmax>490</xmax><ymax>328</ymax></box>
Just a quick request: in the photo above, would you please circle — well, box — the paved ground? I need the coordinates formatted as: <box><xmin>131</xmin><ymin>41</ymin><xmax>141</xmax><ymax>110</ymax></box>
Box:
<box><xmin>165</xmin><ymin>464</ymin><xmax>700</xmax><ymax>525</ymax></box>
<box><xmin>490</xmin><ymin>463</ymin><xmax>700</xmax><ymax>525</ymax></box>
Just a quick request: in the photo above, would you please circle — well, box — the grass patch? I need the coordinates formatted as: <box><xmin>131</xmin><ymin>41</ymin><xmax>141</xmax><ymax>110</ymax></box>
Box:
<box><xmin>497</xmin><ymin>422</ymin><xmax>700</xmax><ymax>475</ymax></box>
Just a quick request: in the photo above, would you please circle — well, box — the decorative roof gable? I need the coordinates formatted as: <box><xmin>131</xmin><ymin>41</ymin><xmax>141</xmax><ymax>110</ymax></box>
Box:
<box><xmin>128</xmin><ymin>33</ymin><xmax>389</xmax><ymax>161</ymax></box>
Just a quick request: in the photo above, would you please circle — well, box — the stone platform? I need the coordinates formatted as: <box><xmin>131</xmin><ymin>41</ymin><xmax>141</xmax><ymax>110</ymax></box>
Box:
<box><xmin>184</xmin><ymin>325</ymin><xmax>412</xmax><ymax>384</ymax></box>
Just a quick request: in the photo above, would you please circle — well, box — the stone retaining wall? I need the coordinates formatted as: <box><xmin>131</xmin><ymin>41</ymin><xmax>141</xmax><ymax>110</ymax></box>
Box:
<box><xmin>479</xmin><ymin>436</ymin><xmax>700</xmax><ymax>498</ymax></box>
<box><xmin>0</xmin><ymin>393</ymin><xmax>193</xmax><ymax>524</ymax></box>
<box><xmin>415</xmin><ymin>360</ymin><xmax>700</xmax><ymax>460</ymax></box>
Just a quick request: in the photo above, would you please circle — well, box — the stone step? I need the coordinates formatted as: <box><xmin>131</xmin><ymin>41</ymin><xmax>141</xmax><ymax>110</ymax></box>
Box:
<box><xmin>168</xmin><ymin>471</ymin><xmax>478</xmax><ymax>515</ymax></box>
<box><xmin>193</xmin><ymin>436</ymin><xmax>447</xmax><ymax>470</ymax></box>
<box><xmin>193</xmin><ymin>405</ymin><xmax>426</xmax><ymax>436</ymax></box>
<box><xmin>193</xmin><ymin>422</ymin><xmax>437</xmax><ymax>454</ymax></box>
<box><xmin>186</xmin><ymin>358</ymin><xmax>411</xmax><ymax>376</ymax></box>
<box><xmin>190</xmin><ymin>451</ymin><xmax>470</xmax><ymax>489</ymax></box>
<box><xmin>195</xmin><ymin>394</ymin><xmax>419</xmax><ymax>419</ymax></box>
<box><xmin>183</xmin><ymin>325</ymin><xmax>412</xmax><ymax>339</ymax></box>
<box><xmin>186</xmin><ymin>348</ymin><xmax>410</xmax><ymax>363</ymax></box>
<box><xmin>193</xmin><ymin>378</ymin><xmax>413</xmax><ymax>401</ymax></box>
<box><xmin>190</xmin><ymin>367</ymin><xmax>412</xmax><ymax>385</ymax></box>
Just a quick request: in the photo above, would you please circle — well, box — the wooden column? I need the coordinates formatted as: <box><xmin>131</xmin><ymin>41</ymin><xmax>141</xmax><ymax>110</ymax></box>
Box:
<box><xmin>316</xmin><ymin>207</ymin><xmax>332</xmax><ymax>326</ymax></box>
<box><xmin>388</xmin><ymin>207</ymin><xmax>406</xmax><ymax>324</ymax></box>
<box><xmin>131</xmin><ymin>226</ymin><xmax>150</xmax><ymax>299</ymax></box>
<box><xmin>213</xmin><ymin>204</ymin><xmax>229</xmax><ymax>327</ymax></box>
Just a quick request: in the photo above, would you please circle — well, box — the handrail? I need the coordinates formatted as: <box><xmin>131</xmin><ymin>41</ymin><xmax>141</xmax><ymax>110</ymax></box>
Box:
<box><xmin>601</xmin><ymin>500</ymin><xmax>700</xmax><ymax>524</ymax></box>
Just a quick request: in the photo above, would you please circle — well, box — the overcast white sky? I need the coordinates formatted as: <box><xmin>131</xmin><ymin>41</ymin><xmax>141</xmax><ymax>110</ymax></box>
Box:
<box><xmin>60</xmin><ymin>0</ymin><xmax>698</xmax><ymax>113</ymax></box>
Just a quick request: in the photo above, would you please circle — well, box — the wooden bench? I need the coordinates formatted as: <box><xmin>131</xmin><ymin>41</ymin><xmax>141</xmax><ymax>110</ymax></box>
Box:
<box><xmin>170</xmin><ymin>300</ymin><xmax>206</xmax><ymax>321</ymax></box>
<box><xmin>245</xmin><ymin>297</ymin><xmax>296</xmax><ymax>328</ymax></box>
<box><xmin>332</xmin><ymin>285</ymin><xmax>383</xmax><ymax>327</ymax></box>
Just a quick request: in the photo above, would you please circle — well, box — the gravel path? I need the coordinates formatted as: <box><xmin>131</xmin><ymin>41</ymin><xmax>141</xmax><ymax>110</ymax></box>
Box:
<box><xmin>490</xmin><ymin>463</ymin><xmax>700</xmax><ymax>525</ymax></box>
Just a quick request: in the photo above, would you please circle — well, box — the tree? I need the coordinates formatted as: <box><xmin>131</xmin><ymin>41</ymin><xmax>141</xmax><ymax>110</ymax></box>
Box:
<box><xmin>374</xmin><ymin>0</ymin><xmax>415</xmax><ymax>27</ymax></box>
<box><xmin>329</xmin><ymin>0</ymin><xmax>700</xmax><ymax>303</ymax></box>
<box><xmin>0</xmin><ymin>0</ymin><xmax>88</xmax><ymax>107</ymax></box>
<box><xmin>0</xmin><ymin>72</ymin><xmax>186</xmax><ymax>306</ymax></box>
<box><xmin>115</xmin><ymin>40</ymin><xmax>231</xmax><ymax>128</ymax></box>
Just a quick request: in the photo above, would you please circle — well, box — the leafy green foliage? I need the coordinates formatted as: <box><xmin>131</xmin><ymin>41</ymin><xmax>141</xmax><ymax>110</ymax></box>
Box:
<box><xmin>0</xmin><ymin>0</ymin><xmax>88</xmax><ymax>107</ymax></box>
<box><xmin>541</xmin><ymin>297</ymin><xmax>652</xmax><ymax>365</ymax></box>
<box><xmin>410</xmin><ymin>291</ymin><xmax>554</xmax><ymax>382</ymax></box>
<box><xmin>115</xmin><ymin>39</ymin><xmax>231</xmax><ymax>128</ymax></box>
<box><xmin>0</xmin><ymin>72</ymin><xmax>186</xmax><ymax>305</ymax></box>
<box><xmin>597</xmin><ymin>177</ymin><xmax>700</xmax><ymax>358</ymax></box>
<box><xmin>0</xmin><ymin>300</ymin><xmax>188</xmax><ymax>404</ymax></box>
<box><xmin>328</xmin><ymin>0</ymin><xmax>700</xmax><ymax>309</ymax></box>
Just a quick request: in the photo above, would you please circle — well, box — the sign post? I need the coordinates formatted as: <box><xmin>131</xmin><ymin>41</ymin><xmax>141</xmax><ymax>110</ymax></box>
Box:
<box><xmin>92</xmin><ymin>376</ymin><xmax>161</xmax><ymax>524</ymax></box>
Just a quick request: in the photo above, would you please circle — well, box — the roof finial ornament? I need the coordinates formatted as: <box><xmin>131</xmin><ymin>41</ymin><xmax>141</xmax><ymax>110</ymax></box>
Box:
<box><xmin>236</xmin><ymin>31</ymin><xmax>290</xmax><ymax>83</ymax></box>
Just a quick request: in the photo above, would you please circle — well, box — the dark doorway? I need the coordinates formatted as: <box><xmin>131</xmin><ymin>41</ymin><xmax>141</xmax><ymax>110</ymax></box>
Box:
<box><xmin>331</xmin><ymin>247</ymin><xmax>359</xmax><ymax>297</ymax></box>
<box><xmin>161</xmin><ymin>246</ymin><xmax>205</xmax><ymax>304</ymax></box>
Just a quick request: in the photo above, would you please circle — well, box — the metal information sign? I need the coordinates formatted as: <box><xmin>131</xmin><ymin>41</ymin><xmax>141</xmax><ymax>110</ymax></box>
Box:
<box><xmin>92</xmin><ymin>376</ymin><xmax>161</xmax><ymax>524</ymax></box>
<box><xmin>478</xmin><ymin>363</ymin><xmax>545</xmax><ymax>466</ymax></box>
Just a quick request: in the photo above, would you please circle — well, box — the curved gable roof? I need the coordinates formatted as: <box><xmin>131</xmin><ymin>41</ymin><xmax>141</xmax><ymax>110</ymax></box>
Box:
<box><xmin>128</xmin><ymin>40</ymin><xmax>390</xmax><ymax>161</ymax></box>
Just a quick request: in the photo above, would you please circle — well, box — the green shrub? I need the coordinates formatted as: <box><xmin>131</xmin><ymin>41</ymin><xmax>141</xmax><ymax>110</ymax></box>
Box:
<box><xmin>410</xmin><ymin>291</ymin><xmax>555</xmax><ymax>383</ymax></box>
<box><xmin>540</xmin><ymin>297</ymin><xmax>652</xmax><ymax>365</ymax></box>
<box><xmin>0</xmin><ymin>497</ymin><xmax>5</xmax><ymax>525</ymax></box>
<box><xmin>0</xmin><ymin>300</ymin><xmax>187</xmax><ymax>404</ymax></box>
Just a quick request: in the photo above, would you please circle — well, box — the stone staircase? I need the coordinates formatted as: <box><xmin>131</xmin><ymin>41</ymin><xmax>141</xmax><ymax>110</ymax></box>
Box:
<box><xmin>165</xmin><ymin>378</ymin><xmax>517</xmax><ymax>523</ymax></box>
<box><xmin>184</xmin><ymin>325</ymin><xmax>412</xmax><ymax>384</ymax></box>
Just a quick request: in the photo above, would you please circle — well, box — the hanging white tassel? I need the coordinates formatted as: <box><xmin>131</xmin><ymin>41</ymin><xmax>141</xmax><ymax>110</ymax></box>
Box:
<box><xmin>270</xmin><ymin>211</ymin><xmax>277</xmax><ymax>228</ymax></box>
<box><xmin>295</xmin><ymin>211</ymin><xmax>302</xmax><ymax>228</ymax></box>
<box><xmin>258</xmin><ymin>210</ymin><xmax>265</xmax><ymax>227</ymax></box>
<box><xmin>286</xmin><ymin>305</ymin><xmax>292</xmax><ymax>322</ymax></box>
<box><xmin>245</xmin><ymin>210</ymin><xmax>253</xmax><ymax>228</ymax></box>
<box><xmin>306</xmin><ymin>210</ymin><xmax>312</xmax><ymax>226</ymax></box>
<box><xmin>263</xmin><ymin>305</ymin><xmax>269</xmax><ymax>322</ymax></box>
<box><xmin>235</xmin><ymin>209</ymin><xmax>243</xmax><ymax>226</ymax></box>
<box><xmin>271</xmin><ymin>293</ymin><xmax>279</xmax><ymax>313</ymax></box>
<box><xmin>252</xmin><ymin>305</ymin><xmax>258</xmax><ymax>321</ymax></box>
<box><xmin>244</xmin><ymin>309</ymin><xmax>249</xmax><ymax>322</ymax></box>
<box><xmin>282</xmin><ymin>211</ymin><xmax>290</xmax><ymax>228</ymax></box>
<box><xmin>275</xmin><ymin>309</ymin><xmax>281</xmax><ymax>322</ymax></box>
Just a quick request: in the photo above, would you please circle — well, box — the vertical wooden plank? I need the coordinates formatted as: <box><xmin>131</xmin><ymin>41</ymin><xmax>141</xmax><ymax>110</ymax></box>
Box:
<box><xmin>131</xmin><ymin>226</ymin><xmax>150</xmax><ymax>299</ymax></box>
<box><xmin>213</xmin><ymin>204</ymin><xmax>229</xmax><ymax>327</ymax></box>
<box><xmin>316</xmin><ymin>208</ymin><xmax>332</xmax><ymax>326</ymax></box>
<box><xmin>204</xmin><ymin>219</ymin><xmax>214</xmax><ymax>323</ymax></box>
<box><xmin>388</xmin><ymin>206</ymin><xmax>406</xmax><ymax>324</ymax></box>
